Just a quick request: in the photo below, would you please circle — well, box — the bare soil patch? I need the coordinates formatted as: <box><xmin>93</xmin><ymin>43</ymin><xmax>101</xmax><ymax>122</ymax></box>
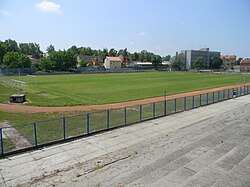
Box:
<box><xmin>0</xmin><ymin>121</ymin><xmax>32</xmax><ymax>149</ymax></box>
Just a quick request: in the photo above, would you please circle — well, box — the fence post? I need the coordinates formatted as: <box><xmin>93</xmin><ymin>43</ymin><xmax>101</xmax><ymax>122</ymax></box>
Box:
<box><xmin>192</xmin><ymin>96</ymin><xmax>194</xmax><ymax>109</ymax></box>
<box><xmin>86</xmin><ymin>113</ymin><xmax>90</xmax><ymax>134</ymax></box>
<box><xmin>212</xmin><ymin>92</ymin><xmax>214</xmax><ymax>103</ymax></box>
<box><xmin>228</xmin><ymin>89</ymin><xmax>230</xmax><ymax>99</ymax></box>
<box><xmin>153</xmin><ymin>103</ymin><xmax>156</xmax><ymax>118</ymax></box>
<box><xmin>106</xmin><ymin>109</ymin><xmax>110</xmax><ymax>130</ymax></box>
<box><xmin>184</xmin><ymin>97</ymin><xmax>186</xmax><ymax>111</ymax></box>
<box><xmin>223</xmin><ymin>90</ymin><xmax>225</xmax><ymax>100</ymax></box>
<box><xmin>0</xmin><ymin>128</ymin><xmax>3</xmax><ymax>156</ymax></box>
<box><xmin>140</xmin><ymin>105</ymin><xmax>142</xmax><ymax>122</ymax></box>
<box><xmin>247</xmin><ymin>86</ymin><xmax>249</xmax><ymax>94</ymax></box>
<box><xmin>63</xmin><ymin>117</ymin><xmax>66</xmax><ymax>140</ymax></box>
<box><xmin>236</xmin><ymin>88</ymin><xmax>238</xmax><ymax>97</ymax></box>
<box><xmin>174</xmin><ymin>99</ymin><xmax>177</xmax><ymax>112</ymax></box>
<box><xmin>164</xmin><ymin>100</ymin><xmax>167</xmax><ymax>116</ymax></box>
<box><xmin>206</xmin><ymin>93</ymin><xmax>208</xmax><ymax>105</ymax></box>
<box><xmin>33</xmin><ymin>123</ymin><xmax>38</xmax><ymax>147</ymax></box>
<box><xmin>124</xmin><ymin>107</ymin><xmax>127</xmax><ymax>126</ymax></box>
<box><xmin>218</xmin><ymin>91</ymin><xmax>220</xmax><ymax>102</ymax></box>
<box><xmin>199</xmin><ymin>94</ymin><xmax>202</xmax><ymax>107</ymax></box>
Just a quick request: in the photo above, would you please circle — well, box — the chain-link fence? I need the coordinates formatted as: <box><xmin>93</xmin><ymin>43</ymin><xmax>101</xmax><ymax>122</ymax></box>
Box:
<box><xmin>0</xmin><ymin>85</ymin><xmax>249</xmax><ymax>157</ymax></box>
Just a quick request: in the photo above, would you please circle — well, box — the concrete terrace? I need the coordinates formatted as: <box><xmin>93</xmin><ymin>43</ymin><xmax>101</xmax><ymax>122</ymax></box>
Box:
<box><xmin>0</xmin><ymin>95</ymin><xmax>249</xmax><ymax>187</ymax></box>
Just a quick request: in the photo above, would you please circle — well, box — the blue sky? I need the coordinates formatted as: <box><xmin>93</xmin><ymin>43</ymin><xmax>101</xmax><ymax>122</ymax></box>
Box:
<box><xmin>0</xmin><ymin>0</ymin><xmax>250</xmax><ymax>58</ymax></box>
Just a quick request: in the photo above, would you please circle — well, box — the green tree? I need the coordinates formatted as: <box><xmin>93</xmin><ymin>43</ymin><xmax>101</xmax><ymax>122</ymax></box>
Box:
<box><xmin>236</xmin><ymin>57</ymin><xmax>243</xmax><ymax>65</ymax></box>
<box><xmin>194</xmin><ymin>57</ymin><xmax>206</xmax><ymax>70</ymax></box>
<box><xmin>19</xmin><ymin>43</ymin><xmax>42</xmax><ymax>58</ymax></box>
<box><xmin>78</xmin><ymin>47</ymin><xmax>94</xmax><ymax>56</ymax></box>
<box><xmin>3</xmin><ymin>52</ymin><xmax>31</xmax><ymax>68</ymax></box>
<box><xmin>132</xmin><ymin>52</ymin><xmax>139</xmax><ymax>61</ymax></box>
<box><xmin>68</xmin><ymin>45</ymin><xmax>79</xmax><ymax>56</ymax></box>
<box><xmin>29</xmin><ymin>43</ymin><xmax>42</xmax><ymax>59</ymax></box>
<box><xmin>4</xmin><ymin>39</ymin><xmax>19</xmax><ymax>52</ymax></box>
<box><xmin>46</xmin><ymin>44</ymin><xmax>55</xmax><ymax>54</ymax></box>
<box><xmin>108</xmin><ymin>48</ymin><xmax>117</xmax><ymax>57</ymax></box>
<box><xmin>39</xmin><ymin>50</ymin><xmax>77</xmax><ymax>71</ymax></box>
<box><xmin>151</xmin><ymin>55</ymin><xmax>162</xmax><ymax>69</ymax></box>
<box><xmin>19</xmin><ymin>43</ymin><xmax>30</xmax><ymax>55</ymax></box>
<box><xmin>171</xmin><ymin>54</ymin><xmax>185</xmax><ymax>70</ymax></box>
<box><xmin>210</xmin><ymin>56</ymin><xmax>223</xmax><ymax>69</ymax></box>
<box><xmin>39</xmin><ymin>57</ymin><xmax>54</xmax><ymax>71</ymax></box>
<box><xmin>0</xmin><ymin>41</ymin><xmax>7</xmax><ymax>63</ymax></box>
<box><xmin>79</xmin><ymin>60</ymin><xmax>88</xmax><ymax>68</ymax></box>
<box><xmin>100</xmin><ymin>48</ymin><xmax>109</xmax><ymax>62</ymax></box>
<box><xmin>162</xmin><ymin>55</ymin><xmax>171</xmax><ymax>61</ymax></box>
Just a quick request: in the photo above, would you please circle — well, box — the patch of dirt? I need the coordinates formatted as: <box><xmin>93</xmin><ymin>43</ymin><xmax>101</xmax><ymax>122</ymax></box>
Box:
<box><xmin>0</xmin><ymin>121</ymin><xmax>32</xmax><ymax>149</ymax></box>
<box><xmin>0</xmin><ymin>83</ymin><xmax>249</xmax><ymax>113</ymax></box>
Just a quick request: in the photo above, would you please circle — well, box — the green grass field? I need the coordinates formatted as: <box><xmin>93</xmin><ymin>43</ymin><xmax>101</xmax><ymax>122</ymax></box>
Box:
<box><xmin>0</xmin><ymin>71</ymin><xmax>249</xmax><ymax>106</ymax></box>
<box><xmin>1</xmin><ymin>77</ymin><xmax>249</xmax><ymax>154</ymax></box>
<box><xmin>1</xmin><ymin>87</ymin><xmax>246</xmax><ymax>154</ymax></box>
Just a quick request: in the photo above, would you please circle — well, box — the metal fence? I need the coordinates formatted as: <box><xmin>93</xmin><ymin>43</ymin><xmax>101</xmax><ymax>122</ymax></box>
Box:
<box><xmin>0</xmin><ymin>68</ymin><xmax>36</xmax><ymax>76</ymax></box>
<box><xmin>0</xmin><ymin>85</ymin><xmax>249</xmax><ymax>157</ymax></box>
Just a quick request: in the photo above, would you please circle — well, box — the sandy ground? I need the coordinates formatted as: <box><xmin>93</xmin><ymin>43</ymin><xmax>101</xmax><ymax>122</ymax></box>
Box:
<box><xmin>0</xmin><ymin>83</ymin><xmax>249</xmax><ymax>113</ymax></box>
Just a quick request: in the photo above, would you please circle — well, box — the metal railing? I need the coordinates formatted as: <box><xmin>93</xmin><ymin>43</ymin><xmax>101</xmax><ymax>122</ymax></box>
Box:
<box><xmin>0</xmin><ymin>85</ymin><xmax>249</xmax><ymax>157</ymax></box>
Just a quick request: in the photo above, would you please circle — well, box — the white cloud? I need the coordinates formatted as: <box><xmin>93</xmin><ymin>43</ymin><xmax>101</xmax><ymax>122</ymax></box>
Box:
<box><xmin>0</xmin><ymin>10</ymin><xmax>10</xmax><ymax>16</ymax></box>
<box><xmin>139</xmin><ymin>32</ymin><xmax>147</xmax><ymax>36</ymax></box>
<box><xmin>36</xmin><ymin>1</ymin><xmax>61</xmax><ymax>13</ymax></box>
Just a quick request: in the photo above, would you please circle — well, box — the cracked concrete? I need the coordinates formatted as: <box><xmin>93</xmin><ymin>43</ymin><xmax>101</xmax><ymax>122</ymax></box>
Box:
<box><xmin>0</xmin><ymin>95</ymin><xmax>249</xmax><ymax>187</ymax></box>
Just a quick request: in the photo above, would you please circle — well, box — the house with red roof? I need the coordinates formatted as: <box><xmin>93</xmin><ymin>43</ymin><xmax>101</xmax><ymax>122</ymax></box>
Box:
<box><xmin>104</xmin><ymin>56</ymin><xmax>122</xmax><ymax>69</ymax></box>
<box><xmin>240</xmin><ymin>59</ymin><xmax>250</xmax><ymax>72</ymax></box>
<box><xmin>220</xmin><ymin>55</ymin><xmax>236</xmax><ymax>69</ymax></box>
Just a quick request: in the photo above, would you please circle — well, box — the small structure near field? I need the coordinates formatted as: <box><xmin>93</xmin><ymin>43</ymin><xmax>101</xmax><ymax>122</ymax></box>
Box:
<box><xmin>9</xmin><ymin>94</ymin><xmax>26</xmax><ymax>103</ymax></box>
<box><xmin>104</xmin><ymin>57</ymin><xmax>122</xmax><ymax>69</ymax></box>
<box><xmin>240</xmin><ymin>59</ymin><xmax>250</xmax><ymax>72</ymax></box>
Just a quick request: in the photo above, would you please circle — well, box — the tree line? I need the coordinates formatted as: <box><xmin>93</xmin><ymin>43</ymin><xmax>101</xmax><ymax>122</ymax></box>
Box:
<box><xmin>0</xmin><ymin>39</ymin><xmax>171</xmax><ymax>72</ymax></box>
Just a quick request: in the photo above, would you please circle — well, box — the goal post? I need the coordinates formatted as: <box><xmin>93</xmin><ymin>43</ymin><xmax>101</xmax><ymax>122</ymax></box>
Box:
<box><xmin>27</xmin><ymin>74</ymin><xmax>37</xmax><ymax>86</ymax></box>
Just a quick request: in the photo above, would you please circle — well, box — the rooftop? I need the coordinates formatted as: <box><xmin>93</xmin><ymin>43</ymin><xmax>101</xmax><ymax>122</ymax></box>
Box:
<box><xmin>221</xmin><ymin>55</ymin><xmax>237</xmax><ymax>59</ymax></box>
<box><xmin>106</xmin><ymin>56</ymin><xmax>122</xmax><ymax>62</ymax></box>
<box><xmin>240</xmin><ymin>59</ymin><xmax>250</xmax><ymax>64</ymax></box>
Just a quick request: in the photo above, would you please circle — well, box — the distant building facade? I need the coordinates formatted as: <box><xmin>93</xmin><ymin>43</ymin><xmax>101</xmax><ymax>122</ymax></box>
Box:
<box><xmin>27</xmin><ymin>55</ymin><xmax>39</xmax><ymax>64</ymax></box>
<box><xmin>129</xmin><ymin>62</ymin><xmax>153</xmax><ymax>69</ymax></box>
<box><xmin>104</xmin><ymin>57</ymin><xmax>122</xmax><ymax>69</ymax></box>
<box><xmin>181</xmin><ymin>48</ymin><xmax>220</xmax><ymax>70</ymax></box>
<box><xmin>220</xmin><ymin>55</ymin><xmax>236</xmax><ymax>69</ymax></box>
<box><xmin>77</xmin><ymin>55</ymin><xmax>103</xmax><ymax>67</ymax></box>
<box><xmin>240</xmin><ymin>59</ymin><xmax>250</xmax><ymax>72</ymax></box>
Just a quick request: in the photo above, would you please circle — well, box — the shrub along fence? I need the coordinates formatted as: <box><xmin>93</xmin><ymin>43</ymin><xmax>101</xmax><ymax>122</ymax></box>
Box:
<box><xmin>0</xmin><ymin>85</ymin><xmax>249</xmax><ymax>157</ymax></box>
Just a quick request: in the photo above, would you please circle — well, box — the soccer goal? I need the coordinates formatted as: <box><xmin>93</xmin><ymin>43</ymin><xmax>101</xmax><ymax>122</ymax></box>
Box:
<box><xmin>26</xmin><ymin>74</ymin><xmax>37</xmax><ymax>86</ymax></box>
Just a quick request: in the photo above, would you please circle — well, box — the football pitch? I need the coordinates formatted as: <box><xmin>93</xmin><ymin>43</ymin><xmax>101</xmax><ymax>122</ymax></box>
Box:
<box><xmin>0</xmin><ymin>72</ymin><xmax>249</xmax><ymax>106</ymax></box>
